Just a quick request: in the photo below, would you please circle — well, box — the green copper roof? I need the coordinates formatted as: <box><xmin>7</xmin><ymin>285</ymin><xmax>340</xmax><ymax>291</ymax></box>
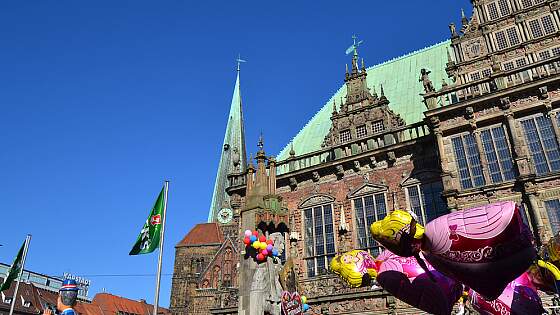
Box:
<box><xmin>208</xmin><ymin>70</ymin><xmax>247</xmax><ymax>222</ymax></box>
<box><xmin>277</xmin><ymin>40</ymin><xmax>451</xmax><ymax>161</ymax></box>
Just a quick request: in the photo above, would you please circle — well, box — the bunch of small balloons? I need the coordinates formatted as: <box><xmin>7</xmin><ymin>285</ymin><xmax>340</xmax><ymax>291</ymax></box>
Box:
<box><xmin>243</xmin><ymin>230</ymin><xmax>280</xmax><ymax>262</ymax></box>
<box><xmin>301</xmin><ymin>295</ymin><xmax>310</xmax><ymax>312</ymax></box>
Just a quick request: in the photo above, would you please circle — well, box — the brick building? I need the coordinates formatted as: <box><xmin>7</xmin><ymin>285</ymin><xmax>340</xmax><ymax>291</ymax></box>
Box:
<box><xmin>170</xmin><ymin>0</ymin><xmax>560</xmax><ymax>314</ymax></box>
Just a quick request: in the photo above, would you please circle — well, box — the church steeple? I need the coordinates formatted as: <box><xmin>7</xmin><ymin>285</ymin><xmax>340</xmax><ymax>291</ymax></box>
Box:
<box><xmin>208</xmin><ymin>58</ymin><xmax>248</xmax><ymax>222</ymax></box>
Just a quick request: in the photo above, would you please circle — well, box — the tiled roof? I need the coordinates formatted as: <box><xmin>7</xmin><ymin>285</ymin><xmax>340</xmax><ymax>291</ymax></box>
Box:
<box><xmin>277</xmin><ymin>40</ymin><xmax>451</xmax><ymax>161</ymax></box>
<box><xmin>176</xmin><ymin>223</ymin><xmax>224</xmax><ymax>247</ymax></box>
<box><xmin>92</xmin><ymin>293</ymin><xmax>170</xmax><ymax>315</ymax></box>
<box><xmin>0</xmin><ymin>280</ymin><xmax>43</xmax><ymax>314</ymax></box>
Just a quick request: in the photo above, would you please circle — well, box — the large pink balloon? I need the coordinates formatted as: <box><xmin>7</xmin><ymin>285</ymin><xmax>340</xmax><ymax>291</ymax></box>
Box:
<box><xmin>421</xmin><ymin>201</ymin><xmax>536</xmax><ymax>300</ymax></box>
<box><xmin>376</xmin><ymin>250</ymin><xmax>463</xmax><ymax>315</ymax></box>
<box><xmin>470</xmin><ymin>273</ymin><xmax>544</xmax><ymax>315</ymax></box>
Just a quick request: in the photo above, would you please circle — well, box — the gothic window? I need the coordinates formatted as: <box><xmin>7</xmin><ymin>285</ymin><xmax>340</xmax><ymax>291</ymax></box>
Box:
<box><xmin>528</xmin><ymin>19</ymin><xmax>544</xmax><ymax>38</ymax></box>
<box><xmin>353</xmin><ymin>193</ymin><xmax>387</xmax><ymax>256</ymax></box>
<box><xmin>520</xmin><ymin>115</ymin><xmax>560</xmax><ymax>175</ymax></box>
<box><xmin>545</xmin><ymin>199</ymin><xmax>560</xmax><ymax>235</ymax></box>
<box><xmin>405</xmin><ymin>182</ymin><xmax>447</xmax><ymax>225</ymax></box>
<box><xmin>494</xmin><ymin>38</ymin><xmax>509</xmax><ymax>54</ymax></box>
<box><xmin>452</xmin><ymin>133</ymin><xmax>485</xmax><ymax>189</ymax></box>
<box><xmin>356</xmin><ymin>125</ymin><xmax>367</xmax><ymax>138</ymax></box>
<box><xmin>539</xmin><ymin>50</ymin><xmax>552</xmax><ymax>60</ymax></box>
<box><xmin>503</xmin><ymin>61</ymin><xmax>515</xmax><ymax>71</ymax></box>
<box><xmin>542</xmin><ymin>15</ymin><xmax>557</xmax><ymax>35</ymax></box>
<box><xmin>303</xmin><ymin>204</ymin><xmax>335</xmax><ymax>277</ymax></box>
<box><xmin>371</xmin><ymin>120</ymin><xmax>384</xmax><ymax>134</ymax></box>
<box><xmin>487</xmin><ymin>2</ymin><xmax>500</xmax><ymax>20</ymax></box>
<box><xmin>506</xmin><ymin>27</ymin><xmax>520</xmax><ymax>46</ymax></box>
<box><xmin>497</xmin><ymin>0</ymin><xmax>510</xmax><ymax>16</ymax></box>
<box><xmin>339</xmin><ymin>130</ymin><xmax>351</xmax><ymax>143</ymax></box>
<box><xmin>480</xmin><ymin>125</ymin><xmax>516</xmax><ymax>183</ymax></box>
<box><xmin>520</xmin><ymin>0</ymin><xmax>533</xmax><ymax>8</ymax></box>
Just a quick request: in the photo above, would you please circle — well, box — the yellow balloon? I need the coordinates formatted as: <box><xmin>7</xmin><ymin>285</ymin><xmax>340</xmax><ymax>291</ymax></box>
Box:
<box><xmin>370</xmin><ymin>210</ymin><xmax>425</xmax><ymax>256</ymax></box>
<box><xmin>330</xmin><ymin>250</ymin><xmax>378</xmax><ymax>288</ymax></box>
<box><xmin>301</xmin><ymin>296</ymin><xmax>307</xmax><ymax>304</ymax></box>
<box><xmin>260</xmin><ymin>242</ymin><xmax>267</xmax><ymax>250</ymax></box>
<box><xmin>252</xmin><ymin>241</ymin><xmax>260</xmax><ymax>249</ymax></box>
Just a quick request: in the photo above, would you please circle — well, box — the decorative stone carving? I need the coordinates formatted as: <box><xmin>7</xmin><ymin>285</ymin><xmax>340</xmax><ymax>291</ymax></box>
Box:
<box><xmin>289</xmin><ymin>177</ymin><xmax>298</xmax><ymax>191</ymax></box>
<box><xmin>312</xmin><ymin>171</ymin><xmax>320</xmax><ymax>182</ymax></box>
<box><xmin>299</xmin><ymin>194</ymin><xmax>336</xmax><ymax>209</ymax></box>
<box><xmin>336</xmin><ymin>165</ymin><xmax>345</xmax><ymax>178</ymax></box>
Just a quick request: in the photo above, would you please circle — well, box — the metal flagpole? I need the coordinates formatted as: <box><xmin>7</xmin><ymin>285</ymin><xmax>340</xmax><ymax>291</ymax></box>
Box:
<box><xmin>153</xmin><ymin>181</ymin><xmax>169</xmax><ymax>315</ymax></box>
<box><xmin>9</xmin><ymin>234</ymin><xmax>32</xmax><ymax>315</ymax></box>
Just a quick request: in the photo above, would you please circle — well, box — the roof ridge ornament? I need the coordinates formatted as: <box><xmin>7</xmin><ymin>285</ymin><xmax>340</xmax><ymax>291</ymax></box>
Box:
<box><xmin>345</xmin><ymin>34</ymin><xmax>363</xmax><ymax>57</ymax></box>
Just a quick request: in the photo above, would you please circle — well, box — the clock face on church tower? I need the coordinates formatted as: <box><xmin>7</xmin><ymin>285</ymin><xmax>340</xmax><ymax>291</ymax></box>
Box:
<box><xmin>217</xmin><ymin>207</ymin><xmax>233</xmax><ymax>224</ymax></box>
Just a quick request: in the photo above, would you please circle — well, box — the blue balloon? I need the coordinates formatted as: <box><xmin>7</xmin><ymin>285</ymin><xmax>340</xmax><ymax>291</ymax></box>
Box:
<box><xmin>250</xmin><ymin>235</ymin><xmax>257</xmax><ymax>242</ymax></box>
<box><xmin>303</xmin><ymin>304</ymin><xmax>309</xmax><ymax>311</ymax></box>
<box><xmin>272</xmin><ymin>249</ymin><xmax>279</xmax><ymax>256</ymax></box>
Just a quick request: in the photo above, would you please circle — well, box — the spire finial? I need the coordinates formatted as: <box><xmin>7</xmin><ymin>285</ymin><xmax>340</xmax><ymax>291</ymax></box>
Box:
<box><xmin>461</xmin><ymin>8</ymin><xmax>468</xmax><ymax>26</ymax></box>
<box><xmin>332</xmin><ymin>99</ymin><xmax>337</xmax><ymax>114</ymax></box>
<box><xmin>289</xmin><ymin>142</ymin><xmax>295</xmax><ymax>157</ymax></box>
<box><xmin>236</xmin><ymin>54</ymin><xmax>246</xmax><ymax>72</ymax></box>
<box><xmin>380</xmin><ymin>84</ymin><xmax>385</xmax><ymax>97</ymax></box>
<box><xmin>361</xmin><ymin>58</ymin><xmax>365</xmax><ymax>71</ymax></box>
<box><xmin>258</xmin><ymin>133</ymin><xmax>264</xmax><ymax>151</ymax></box>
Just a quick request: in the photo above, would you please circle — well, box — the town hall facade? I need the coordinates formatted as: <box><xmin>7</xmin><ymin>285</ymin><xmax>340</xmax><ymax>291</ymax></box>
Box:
<box><xmin>170</xmin><ymin>0</ymin><xmax>560</xmax><ymax>314</ymax></box>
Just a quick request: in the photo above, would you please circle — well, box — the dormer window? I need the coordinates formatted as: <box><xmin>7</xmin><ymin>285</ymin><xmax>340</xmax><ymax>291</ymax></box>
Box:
<box><xmin>339</xmin><ymin>130</ymin><xmax>351</xmax><ymax>143</ymax></box>
<box><xmin>356</xmin><ymin>125</ymin><xmax>367</xmax><ymax>138</ymax></box>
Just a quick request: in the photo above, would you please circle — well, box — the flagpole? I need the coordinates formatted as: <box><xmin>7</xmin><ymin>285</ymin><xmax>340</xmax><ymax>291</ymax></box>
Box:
<box><xmin>153</xmin><ymin>181</ymin><xmax>169</xmax><ymax>315</ymax></box>
<box><xmin>9</xmin><ymin>235</ymin><xmax>31</xmax><ymax>315</ymax></box>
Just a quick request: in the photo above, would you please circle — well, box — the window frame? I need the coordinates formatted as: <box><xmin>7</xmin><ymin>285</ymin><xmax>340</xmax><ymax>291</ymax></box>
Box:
<box><xmin>352</xmin><ymin>191</ymin><xmax>388</xmax><ymax>256</ymax></box>
<box><xmin>479</xmin><ymin>124</ymin><xmax>517</xmax><ymax>183</ymax></box>
<box><xmin>302</xmin><ymin>202</ymin><xmax>336</xmax><ymax>278</ymax></box>
<box><xmin>451</xmin><ymin>132</ymin><xmax>486</xmax><ymax>190</ymax></box>
<box><xmin>519</xmin><ymin>113</ymin><xmax>560</xmax><ymax>175</ymax></box>
<box><xmin>339</xmin><ymin>129</ymin><xmax>352</xmax><ymax>143</ymax></box>
<box><xmin>544</xmin><ymin>198</ymin><xmax>560</xmax><ymax>235</ymax></box>
<box><xmin>404</xmin><ymin>181</ymin><xmax>448</xmax><ymax>225</ymax></box>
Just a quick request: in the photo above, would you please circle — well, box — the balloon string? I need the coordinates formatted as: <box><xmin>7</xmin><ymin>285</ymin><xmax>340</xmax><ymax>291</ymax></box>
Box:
<box><xmin>414</xmin><ymin>253</ymin><xmax>436</xmax><ymax>282</ymax></box>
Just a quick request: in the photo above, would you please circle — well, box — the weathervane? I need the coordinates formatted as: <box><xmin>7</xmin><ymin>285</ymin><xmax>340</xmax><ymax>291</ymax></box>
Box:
<box><xmin>345</xmin><ymin>34</ymin><xmax>364</xmax><ymax>56</ymax></box>
<box><xmin>236</xmin><ymin>54</ymin><xmax>246</xmax><ymax>71</ymax></box>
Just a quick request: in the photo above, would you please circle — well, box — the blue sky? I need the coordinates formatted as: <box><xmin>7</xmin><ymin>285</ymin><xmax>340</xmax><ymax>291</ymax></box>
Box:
<box><xmin>0</xmin><ymin>0</ymin><xmax>469</xmax><ymax>307</ymax></box>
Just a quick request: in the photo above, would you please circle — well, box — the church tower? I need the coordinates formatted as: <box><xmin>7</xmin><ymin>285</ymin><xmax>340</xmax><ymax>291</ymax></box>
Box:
<box><xmin>208</xmin><ymin>61</ymin><xmax>248</xmax><ymax>223</ymax></box>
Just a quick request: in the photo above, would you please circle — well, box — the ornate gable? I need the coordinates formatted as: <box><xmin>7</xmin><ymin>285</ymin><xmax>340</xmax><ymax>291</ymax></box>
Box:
<box><xmin>348</xmin><ymin>183</ymin><xmax>388</xmax><ymax>198</ymax></box>
<box><xmin>199</xmin><ymin>237</ymin><xmax>239</xmax><ymax>289</ymax></box>
<box><xmin>322</xmin><ymin>51</ymin><xmax>405</xmax><ymax>148</ymax></box>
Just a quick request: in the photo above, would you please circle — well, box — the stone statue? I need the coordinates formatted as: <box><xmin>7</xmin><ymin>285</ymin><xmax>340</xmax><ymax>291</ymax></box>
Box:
<box><xmin>420</xmin><ymin>69</ymin><xmax>436</xmax><ymax>93</ymax></box>
<box><xmin>449</xmin><ymin>23</ymin><xmax>458</xmax><ymax>37</ymax></box>
<box><xmin>249</xmin><ymin>232</ymin><xmax>285</xmax><ymax>315</ymax></box>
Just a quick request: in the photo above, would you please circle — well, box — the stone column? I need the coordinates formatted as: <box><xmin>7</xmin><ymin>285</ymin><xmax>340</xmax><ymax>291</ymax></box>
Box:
<box><xmin>501</xmin><ymin>97</ymin><xmax>532</xmax><ymax>176</ymax></box>
<box><xmin>548</xmin><ymin>111</ymin><xmax>560</xmax><ymax>143</ymax></box>
<box><xmin>525</xmin><ymin>182</ymin><xmax>545</xmax><ymax>245</ymax></box>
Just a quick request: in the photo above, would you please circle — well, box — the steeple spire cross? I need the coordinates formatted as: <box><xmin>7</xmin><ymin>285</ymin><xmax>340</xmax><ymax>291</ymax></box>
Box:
<box><xmin>236</xmin><ymin>54</ymin><xmax>247</xmax><ymax>72</ymax></box>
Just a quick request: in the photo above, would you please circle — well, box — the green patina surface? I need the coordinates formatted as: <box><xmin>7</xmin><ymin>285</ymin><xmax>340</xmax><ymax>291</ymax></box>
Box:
<box><xmin>277</xmin><ymin>40</ymin><xmax>451</xmax><ymax>161</ymax></box>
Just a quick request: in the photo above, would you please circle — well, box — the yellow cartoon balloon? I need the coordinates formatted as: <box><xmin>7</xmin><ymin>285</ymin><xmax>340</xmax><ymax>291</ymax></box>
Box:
<box><xmin>369</xmin><ymin>210</ymin><xmax>425</xmax><ymax>257</ymax></box>
<box><xmin>330</xmin><ymin>250</ymin><xmax>378</xmax><ymax>288</ymax></box>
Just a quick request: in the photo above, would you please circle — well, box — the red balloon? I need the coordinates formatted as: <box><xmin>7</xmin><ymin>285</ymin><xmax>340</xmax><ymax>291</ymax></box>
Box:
<box><xmin>259</xmin><ymin>236</ymin><xmax>267</xmax><ymax>243</ymax></box>
<box><xmin>257</xmin><ymin>253</ymin><xmax>265</xmax><ymax>261</ymax></box>
<box><xmin>243</xmin><ymin>237</ymin><xmax>250</xmax><ymax>245</ymax></box>
<box><xmin>252</xmin><ymin>230</ymin><xmax>258</xmax><ymax>236</ymax></box>
<box><xmin>266</xmin><ymin>239</ymin><xmax>273</xmax><ymax>245</ymax></box>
